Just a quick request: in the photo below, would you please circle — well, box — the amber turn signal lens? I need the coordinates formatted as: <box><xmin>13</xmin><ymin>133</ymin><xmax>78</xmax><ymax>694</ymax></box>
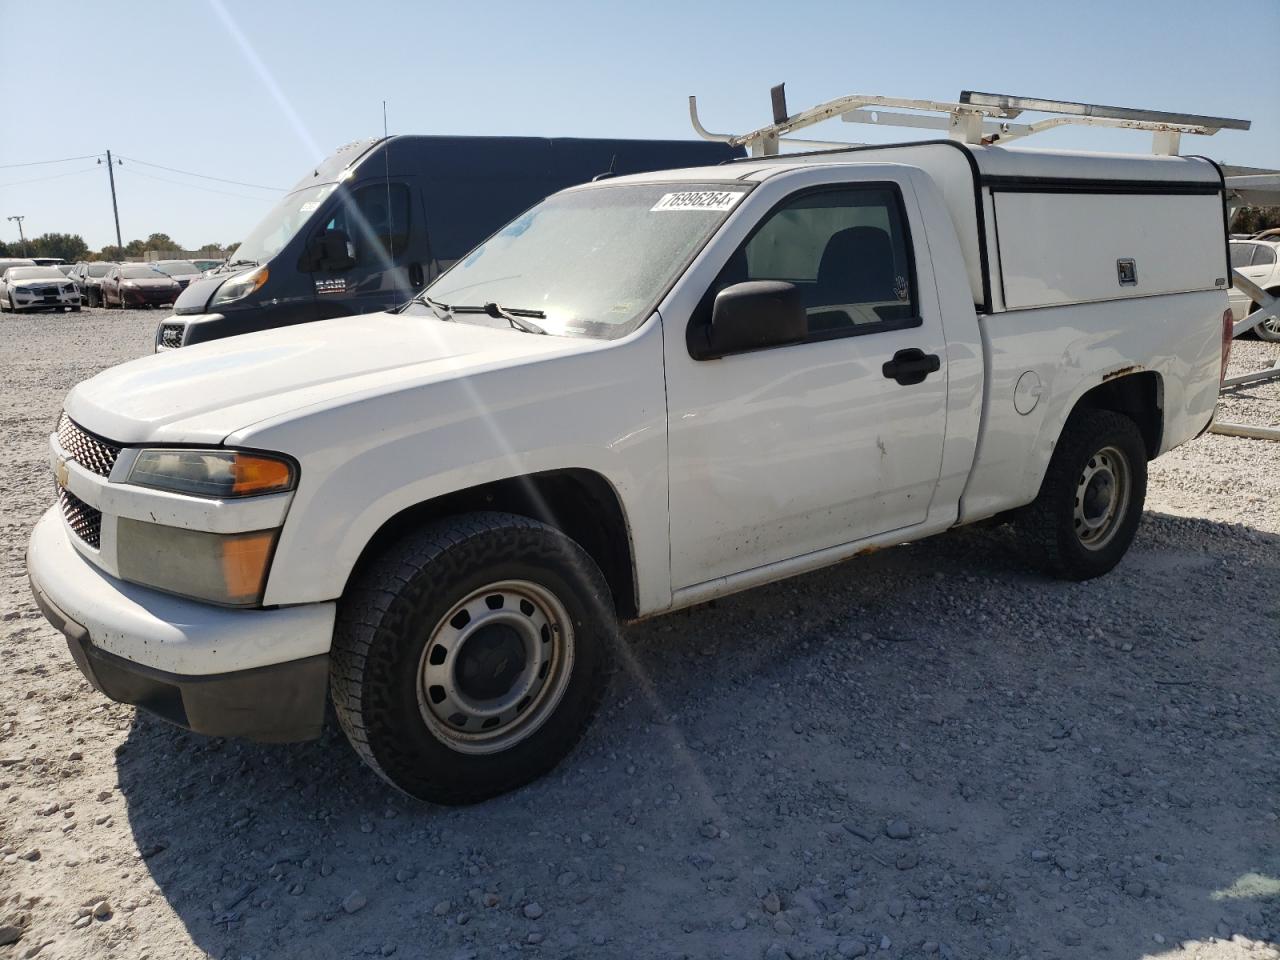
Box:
<box><xmin>219</xmin><ymin>530</ymin><xmax>278</xmax><ymax>604</ymax></box>
<box><xmin>232</xmin><ymin>455</ymin><xmax>295</xmax><ymax>496</ymax></box>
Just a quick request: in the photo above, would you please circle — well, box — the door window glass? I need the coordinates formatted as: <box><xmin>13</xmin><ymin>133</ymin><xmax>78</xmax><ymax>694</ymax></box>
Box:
<box><xmin>1230</xmin><ymin>243</ymin><xmax>1255</xmax><ymax>268</ymax></box>
<box><xmin>1253</xmin><ymin>244</ymin><xmax>1277</xmax><ymax>267</ymax></box>
<box><xmin>333</xmin><ymin>183</ymin><xmax>411</xmax><ymax>266</ymax></box>
<box><xmin>719</xmin><ymin>187</ymin><xmax>916</xmax><ymax>337</ymax></box>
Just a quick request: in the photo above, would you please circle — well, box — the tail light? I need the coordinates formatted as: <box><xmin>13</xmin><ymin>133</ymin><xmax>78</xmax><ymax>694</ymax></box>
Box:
<box><xmin>1220</xmin><ymin>308</ymin><xmax>1233</xmax><ymax>386</ymax></box>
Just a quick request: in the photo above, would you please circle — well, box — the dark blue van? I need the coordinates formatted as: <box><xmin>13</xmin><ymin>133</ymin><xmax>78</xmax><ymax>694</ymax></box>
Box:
<box><xmin>156</xmin><ymin>135</ymin><xmax>743</xmax><ymax>350</ymax></box>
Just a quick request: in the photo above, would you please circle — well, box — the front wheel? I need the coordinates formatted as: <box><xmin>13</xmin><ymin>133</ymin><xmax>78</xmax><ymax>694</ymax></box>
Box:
<box><xmin>1016</xmin><ymin>410</ymin><xmax>1148</xmax><ymax>580</ymax></box>
<box><xmin>331</xmin><ymin>512</ymin><xmax>618</xmax><ymax>804</ymax></box>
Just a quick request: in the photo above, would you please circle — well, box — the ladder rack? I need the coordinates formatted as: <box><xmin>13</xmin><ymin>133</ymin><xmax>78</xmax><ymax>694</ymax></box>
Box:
<box><xmin>688</xmin><ymin>84</ymin><xmax>1251</xmax><ymax>157</ymax></box>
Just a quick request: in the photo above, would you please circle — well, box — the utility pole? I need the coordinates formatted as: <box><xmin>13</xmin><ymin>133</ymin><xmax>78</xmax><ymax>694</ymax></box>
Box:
<box><xmin>99</xmin><ymin>151</ymin><xmax>123</xmax><ymax>255</ymax></box>
<box><xmin>6</xmin><ymin>215</ymin><xmax>26</xmax><ymax>256</ymax></box>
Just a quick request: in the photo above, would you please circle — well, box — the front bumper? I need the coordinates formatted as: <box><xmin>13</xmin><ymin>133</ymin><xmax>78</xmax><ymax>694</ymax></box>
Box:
<box><xmin>13</xmin><ymin>289</ymin><xmax>78</xmax><ymax>310</ymax></box>
<box><xmin>26</xmin><ymin>508</ymin><xmax>335</xmax><ymax>742</ymax></box>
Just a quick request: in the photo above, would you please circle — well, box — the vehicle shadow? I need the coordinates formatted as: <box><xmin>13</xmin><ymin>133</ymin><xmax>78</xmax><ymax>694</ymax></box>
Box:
<box><xmin>116</xmin><ymin>511</ymin><xmax>1279</xmax><ymax>959</ymax></box>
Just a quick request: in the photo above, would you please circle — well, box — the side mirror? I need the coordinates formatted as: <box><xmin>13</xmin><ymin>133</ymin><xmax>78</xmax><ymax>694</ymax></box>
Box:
<box><xmin>303</xmin><ymin>229</ymin><xmax>356</xmax><ymax>272</ymax></box>
<box><xmin>689</xmin><ymin>280</ymin><xmax>807</xmax><ymax>360</ymax></box>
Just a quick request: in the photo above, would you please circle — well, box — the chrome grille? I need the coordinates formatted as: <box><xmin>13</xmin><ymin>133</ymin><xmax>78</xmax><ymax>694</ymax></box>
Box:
<box><xmin>158</xmin><ymin>323</ymin><xmax>185</xmax><ymax>349</ymax></box>
<box><xmin>59</xmin><ymin>487</ymin><xmax>102</xmax><ymax>549</ymax></box>
<box><xmin>57</xmin><ymin>414</ymin><xmax>123</xmax><ymax>478</ymax></box>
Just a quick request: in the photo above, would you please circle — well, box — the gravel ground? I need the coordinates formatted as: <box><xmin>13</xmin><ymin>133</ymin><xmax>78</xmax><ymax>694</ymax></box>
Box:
<box><xmin>1</xmin><ymin>308</ymin><xmax>1277</xmax><ymax>960</ymax></box>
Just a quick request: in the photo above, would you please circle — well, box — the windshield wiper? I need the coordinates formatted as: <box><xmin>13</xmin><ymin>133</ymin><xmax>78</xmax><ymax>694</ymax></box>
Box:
<box><xmin>452</xmin><ymin>301</ymin><xmax>547</xmax><ymax>335</ymax></box>
<box><xmin>222</xmin><ymin>259</ymin><xmax>258</xmax><ymax>270</ymax></box>
<box><xmin>404</xmin><ymin>292</ymin><xmax>455</xmax><ymax>321</ymax></box>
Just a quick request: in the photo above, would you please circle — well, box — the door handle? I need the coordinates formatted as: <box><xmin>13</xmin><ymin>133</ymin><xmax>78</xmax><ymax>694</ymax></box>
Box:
<box><xmin>882</xmin><ymin>348</ymin><xmax>941</xmax><ymax>386</ymax></box>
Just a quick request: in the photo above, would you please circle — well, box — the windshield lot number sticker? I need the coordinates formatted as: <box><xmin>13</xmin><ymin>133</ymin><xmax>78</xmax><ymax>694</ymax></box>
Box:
<box><xmin>650</xmin><ymin>191</ymin><xmax>745</xmax><ymax>212</ymax></box>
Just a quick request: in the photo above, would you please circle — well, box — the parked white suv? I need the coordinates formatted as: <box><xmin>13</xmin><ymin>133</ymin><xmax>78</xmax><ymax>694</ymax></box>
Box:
<box><xmin>28</xmin><ymin>143</ymin><xmax>1232</xmax><ymax>803</ymax></box>
<box><xmin>1228</xmin><ymin>239</ymin><xmax>1280</xmax><ymax>340</ymax></box>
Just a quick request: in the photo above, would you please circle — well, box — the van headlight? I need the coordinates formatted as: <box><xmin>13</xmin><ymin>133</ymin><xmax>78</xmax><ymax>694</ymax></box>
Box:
<box><xmin>116</xmin><ymin>448</ymin><xmax>297</xmax><ymax>606</ymax></box>
<box><xmin>210</xmin><ymin>266</ymin><xmax>268</xmax><ymax>306</ymax></box>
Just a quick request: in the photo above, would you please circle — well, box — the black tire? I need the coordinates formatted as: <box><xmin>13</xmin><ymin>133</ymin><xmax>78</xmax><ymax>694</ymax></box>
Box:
<box><xmin>1016</xmin><ymin>410</ymin><xmax>1148</xmax><ymax>581</ymax></box>
<box><xmin>71</xmin><ymin>305</ymin><xmax>81</xmax><ymax>313</ymax></box>
<box><xmin>331</xmin><ymin>512</ymin><xmax>618</xmax><ymax>804</ymax></box>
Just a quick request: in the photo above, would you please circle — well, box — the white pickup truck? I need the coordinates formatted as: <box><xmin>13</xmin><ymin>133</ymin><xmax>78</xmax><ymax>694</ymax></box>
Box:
<box><xmin>28</xmin><ymin>141</ymin><xmax>1233</xmax><ymax>803</ymax></box>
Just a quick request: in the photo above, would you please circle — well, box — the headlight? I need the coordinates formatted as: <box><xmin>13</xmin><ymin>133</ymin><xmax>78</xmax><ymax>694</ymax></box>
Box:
<box><xmin>128</xmin><ymin>449</ymin><xmax>296</xmax><ymax>498</ymax></box>
<box><xmin>116</xmin><ymin>520</ymin><xmax>278</xmax><ymax>606</ymax></box>
<box><xmin>117</xmin><ymin>447</ymin><xmax>297</xmax><ymax>605</ymax></box>
<box><xmin>211</xmin><ymin>266</ymin><xmax>268</xmax><ymax>306</ymax></box>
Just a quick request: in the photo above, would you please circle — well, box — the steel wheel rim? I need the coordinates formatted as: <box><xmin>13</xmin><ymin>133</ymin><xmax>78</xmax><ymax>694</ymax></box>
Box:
<box><xmin>1262</xmin><ymin>312</ymin><xmax>1280</xmax><ymax>336</ymax></box>
<box><xmin>416</xmin><ymin>579</ymin><xmax>574</xmax><ymax>755</ymax></box>
<box><xmin>1073</xmin><ymin>444</ymin><xmax>1131</xmax><ymax>551</ymax></box>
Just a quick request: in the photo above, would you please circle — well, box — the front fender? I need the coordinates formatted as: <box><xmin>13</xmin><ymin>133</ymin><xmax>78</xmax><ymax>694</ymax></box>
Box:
<box><xmin>245</xmin><ymin>321</ymin><xmax>672</xmax><ymax>614</ymax></box>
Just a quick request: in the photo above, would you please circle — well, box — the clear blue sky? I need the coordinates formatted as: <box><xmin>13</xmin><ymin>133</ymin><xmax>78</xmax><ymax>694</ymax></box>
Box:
<box><xmin>2</xmin><ymin>0</ymin><xmax>1276</xmax><ymax>251</ymax></box>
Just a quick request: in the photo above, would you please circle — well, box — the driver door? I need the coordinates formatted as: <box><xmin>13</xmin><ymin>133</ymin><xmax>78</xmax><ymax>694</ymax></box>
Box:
<box><xmin>663</xmin><ymin>178</ymin><xmax>950</xmax><ymax>591</ymax></box>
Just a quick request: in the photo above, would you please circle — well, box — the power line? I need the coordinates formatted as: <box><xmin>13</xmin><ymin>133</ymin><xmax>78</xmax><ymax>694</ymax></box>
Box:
<box><xmin>0</xmin><ymin>153</ymin><xmax>102</xmax><ymax>170</ymax></box>
<box><xmin>116</xmin><ymin>155</ymin><xmax>284</xmax><ymax>191</ymax></box>
<box><xmin>0</xmin><ymin>166</ymin><xmax>100</xmax><ymax>189</ymax></box>
<box><xmin>115</xmin><ymin>166</ymin><xmax>270</xmax><ymax>202</ymax></box>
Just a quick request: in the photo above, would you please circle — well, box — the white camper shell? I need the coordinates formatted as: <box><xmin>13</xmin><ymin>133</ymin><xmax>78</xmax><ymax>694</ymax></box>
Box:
<box><xmin>741</xmin><ymin>141</ymin><xmax>1229</xmax><ymax>314</ymax></box>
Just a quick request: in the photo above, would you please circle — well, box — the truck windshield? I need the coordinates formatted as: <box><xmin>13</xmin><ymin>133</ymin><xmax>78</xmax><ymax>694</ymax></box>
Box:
<box><xmin>227</xmin><ymin>183</ymin><xmax>337</xmax><ymax>266</ymax></box>
<box><xmin>420</xmin><ymin>182</ymin><xmax>751</xmax><ymax>339</ymax></box>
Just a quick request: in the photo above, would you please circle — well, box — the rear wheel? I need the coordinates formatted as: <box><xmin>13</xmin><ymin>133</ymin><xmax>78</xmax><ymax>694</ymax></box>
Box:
<box><xmin>331</xmin><ymin>512</ymin><xmax>618</xmax><ymax>804</ymax></box>
<box><xmin>1016</xmin><ymin>410</ymin><xmax>1147</xmax><ymax>580</ymax></box>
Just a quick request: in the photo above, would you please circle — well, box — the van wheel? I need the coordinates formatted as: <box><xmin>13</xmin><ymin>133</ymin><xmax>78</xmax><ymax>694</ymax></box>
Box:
<box><xmin>331</xmin><ymin>512</ymin><xmax>617</xmax><ymax>804</ymax></box>
<box><xmin>1016</xmin><ymin>410</ymin><xmax>1147</xmax><ymax>581</ymax></box>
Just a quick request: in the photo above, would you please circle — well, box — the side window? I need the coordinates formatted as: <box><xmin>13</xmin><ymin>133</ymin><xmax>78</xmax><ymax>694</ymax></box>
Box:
<box><xmin>1254</xmin><ymin>245</ymin><xmax>1277</xmax><ymax>267</ymax></box>
<box><xmin>718</xmin><ymin>186</ymin><xmax>917</xmax><ymax>338</ymax></box>
<box><xmin>349</xmin><ymin>183</ymin><xmax>411</xmax><ymax>265</ymax></box>
<box><xmin>1229</xmin><ymin>243</ymin><xmax>1254</xmax><ymax>269</ymax></box>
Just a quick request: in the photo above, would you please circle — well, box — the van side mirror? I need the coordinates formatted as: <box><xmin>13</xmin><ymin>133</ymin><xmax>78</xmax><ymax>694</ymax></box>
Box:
<box><xmin>689</xmin><ymin>281</ymin><xmax>807</xmax><ymax>360</ymax></box>
<box><xmin>302</xmin><ymin>229</ymin><xmax>356</xmax><ymax>272</ymax></box>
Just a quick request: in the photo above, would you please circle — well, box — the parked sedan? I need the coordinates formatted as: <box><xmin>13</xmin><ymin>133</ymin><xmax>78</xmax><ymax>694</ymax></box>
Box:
<box><xmin>1228</xmin><ymin>240</ymin><xmax>1280</xmax><ymax>341</ymax></box>
<box><xmin>150</xmin><ymin>259</ymin><xmax>203</xmax><ymax>290</ymax></box>
<box><xmin>100</xmin><ymin>264</ymin><xmax>181</xmax><ymax>309</ymax></box>
<box><xmin>71</xmin><ymin>262</ymin><xmax>118</xmax><ymax>306</ymax></box>
<box><xmin>0</xmin><ymin>266</ymin><xmax>81</xmax><ymax>313</ymax></box>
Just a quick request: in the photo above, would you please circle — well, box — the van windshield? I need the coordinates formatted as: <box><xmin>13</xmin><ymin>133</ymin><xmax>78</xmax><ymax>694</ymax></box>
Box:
<box><xmin>228</xmin><ymin>183</ymin><xmax>337</xmax><ymax>266</ymax></box>
<box><xmin>419</xmin><ymin>182</ymin><xmax>750</xmax><ymax>340</ymax></box>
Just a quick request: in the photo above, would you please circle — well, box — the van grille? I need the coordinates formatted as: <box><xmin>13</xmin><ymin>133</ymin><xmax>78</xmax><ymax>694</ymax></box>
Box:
<box><xmin>158</xmin><ymin>323</ymin><xmax>186</xmax><ymax>349</ymax></box>
<box><xmin>57</xmin><ymin>414</ymin><xmax>122</xmax><ymax>478</ymax></box>
<box><xmin>59</xmin><ymin>487</ymin><xmax>102</xmax><ymax>549</ymax></box>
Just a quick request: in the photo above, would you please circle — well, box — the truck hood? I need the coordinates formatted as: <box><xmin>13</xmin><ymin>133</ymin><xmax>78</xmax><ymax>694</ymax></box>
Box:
<box><xmin>65</xmin><ymin>311</ymin><xmax>596</xmax><ymax>445</ymax></box>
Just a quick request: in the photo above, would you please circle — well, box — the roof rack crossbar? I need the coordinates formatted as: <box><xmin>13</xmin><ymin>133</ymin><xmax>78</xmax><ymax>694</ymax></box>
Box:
<box><xmin>690</xmin><ymin>84</ymin><xmax>1252</xmax><ymax>157</ymax></box>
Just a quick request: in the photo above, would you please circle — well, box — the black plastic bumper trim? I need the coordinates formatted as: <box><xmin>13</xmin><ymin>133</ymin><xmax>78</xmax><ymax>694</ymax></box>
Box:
<box><xmin>28</xmin><ymin>573</ymin><xmax>327</xmax><ymax>743</ymax></box>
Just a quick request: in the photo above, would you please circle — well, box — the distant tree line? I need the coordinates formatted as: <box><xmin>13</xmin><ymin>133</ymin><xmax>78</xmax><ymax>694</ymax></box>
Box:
<box><xmin>1231</xmin><ymin>206</ymin><xmax>1280</xmax><ymax>235</ymax></box>
<box><xmin>0</xmin><ymin>232</ymin><xmax>234</xmax><ymax>261</ymax></box>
